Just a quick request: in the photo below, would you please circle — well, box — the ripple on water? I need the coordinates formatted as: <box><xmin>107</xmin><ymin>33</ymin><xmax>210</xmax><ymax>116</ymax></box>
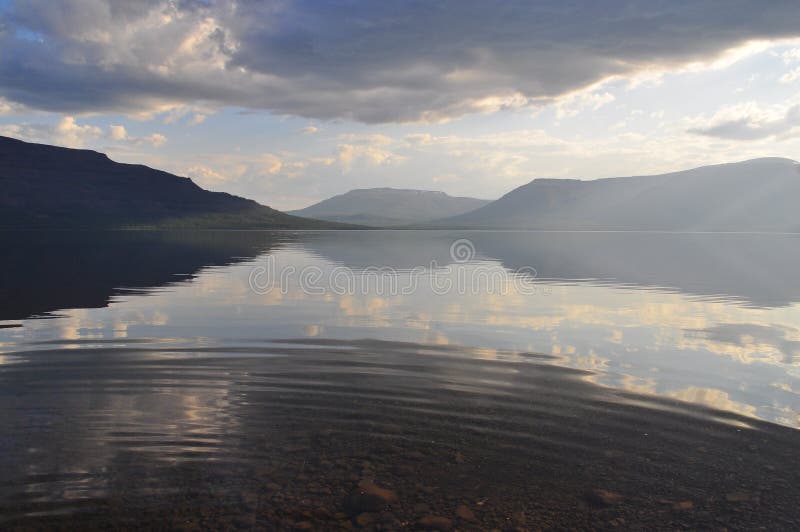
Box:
<box><xmin>0</xmin><ymin>338</ymin><xmax>798</xmax><ymax>528</ymax></box>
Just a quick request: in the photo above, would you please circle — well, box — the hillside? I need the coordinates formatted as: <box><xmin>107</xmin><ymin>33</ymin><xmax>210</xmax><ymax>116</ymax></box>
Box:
<box><xmin>0</xmin><ymin>136</ymin><xmax>352</xmax><ymax>229</ymax></box>
<box><xmin>433</xmin><ymin>158</ymin><xmax>800</xmax><ymax>231</ymax></box>
<box><xmin>289</xmin><ymin>188</ymin><xmax>490</xmax><ymax>227</ymax></box>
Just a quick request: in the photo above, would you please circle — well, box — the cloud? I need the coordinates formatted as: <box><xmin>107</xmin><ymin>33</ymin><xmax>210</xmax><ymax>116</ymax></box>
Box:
<box><xmin>780</xmin><ymin>68</ymin><xmax>800</xmax><ymax>84</ymax></box>
<box><xmin>555</xmin><ymin>89</ymin><xmax>616</xmax><ymax>119</ymax></box>
<box><xmin>300</xmin><ymin>125</ymin><xmax>319</xmax><ymax>134</ymax></box>
<box><xmin>106</xmin><ymin>125</ymin><xmax>166</xmax><ymax>147</ymax></box>
<box><xmin>0</xmin><ymin>116</ymin><xmax>167</xmax><ymax>148</ymax></box>
<box><xmin>781</xmin><ymin>48</ymin><xmax>800</xmax><ymax>63</ymax></box>
<box><xmin>188</xmin><ymin>113</ymin><xmax>207</xmax><ymax>125</ymax></box>
<box><xmin>0</xmin><ymin>96</ymin><xmax>24</xmax><ymax>115</ymax></box>
<box><xmin>258</xmin><ymin>153</ymin><xmax>283</xmax><ymax>175</ymax></box>
<box><xmin>181</xmin><ymin>151</ymin><xmax>299</xmax><ymax>188</ymax></box>
<box><xmin>142</xmin><ymin>132</ymin><xmax>167</xmax><ymax>147</ymax></box>
<box><xmin>0</xmin><ymin>116</ymin><xmax>103</xmax><ymax>147</ymax></box>
<box><xmin>335</xmin><ymin>134</ymin><xmax>405</xmax><ymax>172</ymax></box>
<box><xmin>55</xmin><ymin>116</ymin><xmax>103</xmax><ymax>146</ymax></box>
<box><xmin>689</xmin><ymin>102</ymin><xmax>800</xmax><ymax>140</ymax></box>
<box><xmin>185</xmin><ymin>164</ymin><xmax>229</xmax><ymax>185</ymax></box>
<box><xmin>2</xmin><ymin>1</ymin><xmax>800</xmax><ymax>123</ymax></box>
<box><xmin>161</xmin><ymin>105</ymin><xmax>214</xmax><ymax>125</ymax></box>
<box><xmin>109</xmin><ymin>124</ymin><xmax>128</xmax><ymax>141</ymax></box>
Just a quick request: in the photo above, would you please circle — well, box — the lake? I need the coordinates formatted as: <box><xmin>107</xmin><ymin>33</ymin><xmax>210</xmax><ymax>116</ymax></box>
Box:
<box><xmin>0</xmin><ymin>230</ymin><xmax>798</xmax><ymax>529</ymax></box>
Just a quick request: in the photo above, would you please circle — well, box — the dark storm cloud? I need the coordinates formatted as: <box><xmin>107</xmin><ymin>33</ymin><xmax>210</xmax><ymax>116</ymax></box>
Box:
<box><xmin>2</xmin><ymin>0</ymin><xmax>800</xmax><ymax>123</ymax></box>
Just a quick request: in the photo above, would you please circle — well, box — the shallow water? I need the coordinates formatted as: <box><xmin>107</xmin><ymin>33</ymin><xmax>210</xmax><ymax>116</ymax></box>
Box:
<box><xmin>0</xmin><ymin>230</ymin><xmax>798</xmax><ymax>529</ymax></box>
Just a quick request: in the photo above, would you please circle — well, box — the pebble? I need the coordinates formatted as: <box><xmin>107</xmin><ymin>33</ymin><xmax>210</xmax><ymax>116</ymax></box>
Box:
<box><xmin>417</xmin><ymin>515</ymin><xmax>454</xmax><ymax>530</ymax></box>
<box><xmin>585</xmin><ymin>489</ymin><xmax>623</xmax><ymax>507</ymax></box>
<box><xmin>456</xmin><ymin>504</ymin><xmax>476</xmax><ymax>521</ymax></box>
<box><xmin>355</xmin><ymin>512</ymin><xmax>377</xmax><ymax>527</ymax></box>
<box><xmin>358</xmin><ymin>480</ymin><xmax>398</xmax><ymax>503</ymax></box>
<box><xmin>725</xmin><ymin>492</ymin><xmax>750</xmax><ymax>503</ymax></box>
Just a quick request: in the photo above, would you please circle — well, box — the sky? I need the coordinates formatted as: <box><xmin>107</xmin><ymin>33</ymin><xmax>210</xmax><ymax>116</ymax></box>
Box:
<box><xmin>1</xmin><ymin>1</ymin><xmax>800</xmax><ymax>210</ymax></box>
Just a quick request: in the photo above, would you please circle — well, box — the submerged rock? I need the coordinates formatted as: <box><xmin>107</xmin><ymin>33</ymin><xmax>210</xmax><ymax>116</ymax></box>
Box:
<box><xmin>343</xmin><ymin>480</ymin><xmax>398</xmax><ymax>516</ymax></box>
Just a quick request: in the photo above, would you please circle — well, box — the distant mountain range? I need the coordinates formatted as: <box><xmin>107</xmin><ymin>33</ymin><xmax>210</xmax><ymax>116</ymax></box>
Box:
<box><xmin>432</xmin><ymin>158</ymin><xmax>800</xmax><ymax>232</ymax></box>
<box><xmin>289</xmin><ymin>188</ymin><xmax>491</xmax><ymax>227</ymax></box>
<box><xmin>0</xmin><ymin>136</ymin><xmax>351</xmax><ymax>229</ymax></box>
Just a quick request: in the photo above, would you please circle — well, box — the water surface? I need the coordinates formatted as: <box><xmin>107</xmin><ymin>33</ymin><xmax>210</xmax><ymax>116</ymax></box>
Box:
<box><xmin>0</xmin><ymin>231</ymin><xmax>798</xmax><ymax>529</ymax></box>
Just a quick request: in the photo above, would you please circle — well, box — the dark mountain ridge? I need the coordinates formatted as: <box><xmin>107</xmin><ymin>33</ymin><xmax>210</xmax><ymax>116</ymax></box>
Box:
<box><xmin>0</xmin><ymin>135</ymin><xmax>352</xmax><ymax>229</ymax></box>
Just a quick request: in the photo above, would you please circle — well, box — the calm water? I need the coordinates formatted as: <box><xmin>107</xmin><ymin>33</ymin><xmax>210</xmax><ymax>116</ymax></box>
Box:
<box><xmin>0</xmin><ymin>230</ymin><xmax>798</xmax><ymax>529</ymax></box>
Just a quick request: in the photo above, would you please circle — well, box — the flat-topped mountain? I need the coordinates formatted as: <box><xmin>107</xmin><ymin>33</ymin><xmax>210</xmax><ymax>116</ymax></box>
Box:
<box><xmin>289</xmin><ymin>187</ymin><xmax>491</xmax><ymax>227</ymax></box>
<box><xmin>0</xmin><ymin>136</ymin><xmax>352</xmax><ymax>229</ymax></box>
<box><xmin>433</xmin><ymin>158</ymin><xmax>800</xmax><ymax>231</ymax></box>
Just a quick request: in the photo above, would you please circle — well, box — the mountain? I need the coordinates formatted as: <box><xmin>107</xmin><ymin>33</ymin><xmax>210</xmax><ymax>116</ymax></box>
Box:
<box><xmin>433</xmin><ymin>158</ymin><xmax>800</xmax><ymax>232</ymax></box>
<box><xmin>289</xmin><ymin>188</ymin><xmax>491</xmax><ymax>227</ymax></box>
<box><xmin>0</xmin><ymin>136</ymin><xmax>353</xmax><ymax>229</ymax></box>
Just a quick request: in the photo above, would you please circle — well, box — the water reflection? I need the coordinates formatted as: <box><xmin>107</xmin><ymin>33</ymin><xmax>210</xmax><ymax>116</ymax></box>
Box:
<box><xmin>687</xmin><ymin>323</ymin><xmax>800</xmax><ymax>365</ymax></box>
<box><xmin>0</xmin><ymin>230</ymin><xmax>799</xmax><ymax>527</ymax></box>
<box><xmin>0</xmin><ymin>230</ymin><xmax>287</xmax><ymax>321</ymax></box>
<box><xmin>1</xmin><ymin>231</ymin><xmax>798</xmax><ymax>428</ymax></box>
<box><xmin>300</xmin><ymin>231</ymin><xmax>800</xmax><ymax>308</ymax></box>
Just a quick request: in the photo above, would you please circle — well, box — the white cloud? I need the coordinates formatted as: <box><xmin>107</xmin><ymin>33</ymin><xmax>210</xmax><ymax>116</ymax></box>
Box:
<box><xmin>0</xmin><ymin>116</ymin><xmax>166</xmax><ymax>148</ymax></box>
<box><xmin>780</xmin><ymin>68</ymin><xmax>800</xmax><ymax>84</ymax></box>
<box><xmin>53</xmin><ymin>116</ymin><xmax>103</xmax><ymax>147</ymax></box>
<box><xmin>109</xmin><ymin>124</ymin><xmax>127</xmax><ymax>140</ymax></box>
<box><xmin>555</xmin><ymin>90</ymin><xmax>616</xmax><ymax>119</ymax></box>
<box><xmin>781</xmin><ymin>48</ymin><xmax>800</xmax><ymax>63</ymax></box>
<box><xmin>189</xmin><ymin>113</ymin><xmax>207</xmax><ymax>125</ymax></box>
<box><xmin>0</xmin><ymin>97</ymin><xmax>23</xmax><ymax>115</ymax></box>
<box><xmin>161</xmin><ymin>105</ymin><xmax>214</xmax><ymax>125</ymax></box>
<box><xmin>258</xmin><ymin>153</ymin><xmax>283</xmax><ymax>175</ymax></box>
<box><xmin>335</xmin><ymin>134</ymin><xmax>405</xmax><ymax>172</ymax></box>
<box><xmin>142</xmin><ymin>133</ymin><xmax>167</xmax><ymax>147</ymax></box>
<box><xmin>186</xmin><ymin>164</ymin><xmax>229</xmax><ymax>184</ymax></box>
<box><xmin>178</xmin><ymin>152</ymin><xmax>304</xmax><ymax>190</ymax></box>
